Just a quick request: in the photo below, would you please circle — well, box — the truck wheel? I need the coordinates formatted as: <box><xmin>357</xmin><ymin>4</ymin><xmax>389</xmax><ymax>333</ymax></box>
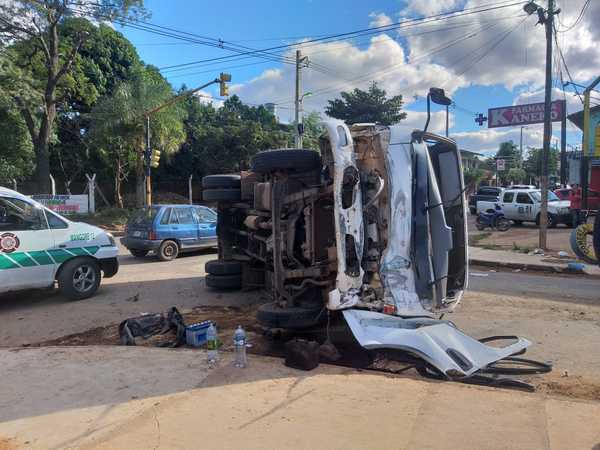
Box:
<box><xmin>202</xmin><ymin>174</ymin><xmax>241</xmax><ymax>189</ymax></box>
<box><xmin>205</xmin><ymin>259</ymin><xmax>242</xmax><ymax>275</ymax></box>
<box><xmin>130</xmin><ymin>249</ymin><xmax>148</xmax><ymax>258</ymax></box>
<box><xmin>158</xmin><ymin>240</ymin><xmax>179</xmax><ymax>261</ymax></box>
<box><xmin>570</xmin><ymin>223</ymin><xmax>598</xmax><ymax>264</ymax></box>
<box><xmin>257</xmin><ymin>302</ymin><xmax>326</xmax><ymax>329</ymax></box>
<box><xmin>535</xmin><ymin>213</ymin><xmax>556</xmax><ymax>228</ymax></box>
<box><xmin>58</xmin><ymin>258</ymin><xmax>101</xmax><ymax>300</ymax></box>
<box><xmin>205</xmin><ymin>273</ymin><xmax>242</xmax><ymax>289</ymax></box>
<box><xmin>202</xmin><ymin>188</ymin><xmax>241</xmax><ymax>202</ymax></box>
<box><xmin>251</xmin><ymin>149</ymin><xmax>321</xmax><ymax>174</ymax></box>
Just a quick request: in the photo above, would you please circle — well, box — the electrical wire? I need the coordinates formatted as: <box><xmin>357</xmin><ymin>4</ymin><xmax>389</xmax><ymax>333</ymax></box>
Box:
<box><xmin>555</xmin><ymin>0</ymin><xmax>590</xmax><ymax>33</ymax></box>
<box><xmin>553</xmin><ymin>22</ymin><xmax>584</xmax><ymax>104</ymax></box>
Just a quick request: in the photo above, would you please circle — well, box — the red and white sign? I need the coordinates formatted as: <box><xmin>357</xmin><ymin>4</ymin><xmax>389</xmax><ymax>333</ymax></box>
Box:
<box><xmin>488</xmin><ymin>100</ymin><xmax>565</xmax><ymax>128</ymax></box>
<box><xmin>0</xmin><ymin>232</ymin><xmax>20</xmax><ymax>253</ymax></box>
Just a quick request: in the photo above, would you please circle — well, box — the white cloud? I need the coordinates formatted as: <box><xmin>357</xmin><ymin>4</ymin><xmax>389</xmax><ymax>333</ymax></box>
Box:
<box><xmin>368</xmin><ymin>12</ymin><xmax>393</xmax><ymax>28</ymax></box>
<box><xmin>400</xmin><ymin>0</ymin><xmax>462</xmax><ymax>17</ymax></box>
<box><xmin>193</xmin><ymin>90</ymin><xmax>224</xmax><ymax>108</ymax></box>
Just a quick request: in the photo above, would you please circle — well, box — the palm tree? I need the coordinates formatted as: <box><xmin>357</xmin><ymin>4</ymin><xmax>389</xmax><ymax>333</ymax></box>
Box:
<box><xmin>90</xmin><ymin>67</ymin><xmax>185</xmax><ymax>207</ymax></box>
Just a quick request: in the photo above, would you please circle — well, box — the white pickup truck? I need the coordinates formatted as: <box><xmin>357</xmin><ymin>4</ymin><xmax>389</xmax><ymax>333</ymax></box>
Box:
<box><xmin>477</xmin><ymin>188</ymin><xmax>571</xmax><ymax>227</ymax></box>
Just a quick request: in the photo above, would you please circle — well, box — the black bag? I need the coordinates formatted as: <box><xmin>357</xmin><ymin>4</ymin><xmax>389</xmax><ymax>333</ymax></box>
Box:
<box><xmin>284</xmin><ymin>339</ymin><xmax>320</xmax><ymax>371</ymax></box>
<box><xmin>119</xmin><ymin>307</ymin><xmax>186</xmax><ymax>347</ymax></box>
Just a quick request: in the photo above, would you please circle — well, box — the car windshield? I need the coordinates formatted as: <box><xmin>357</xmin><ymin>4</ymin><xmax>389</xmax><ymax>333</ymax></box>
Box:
<box><xmin>530</xmin><ymin>191</ymin><xmax>560</xmax><ymax>202</ymax></box>
<box><xmin>129</xmin><ymin>207</ymin><xmax>160</xmax><ymax>225</ymax></box>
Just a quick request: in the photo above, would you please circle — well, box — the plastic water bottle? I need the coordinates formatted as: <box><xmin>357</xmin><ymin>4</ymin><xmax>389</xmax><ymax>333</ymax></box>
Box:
<box><xmin>233</xmin><ymin>325</ymin><xmax>247</xmax><ymax>368</ymax></box>
<box><xmin>206</xmin><ymin>322</ymin><xmax>218</xmax><ymax>366</ymax></box>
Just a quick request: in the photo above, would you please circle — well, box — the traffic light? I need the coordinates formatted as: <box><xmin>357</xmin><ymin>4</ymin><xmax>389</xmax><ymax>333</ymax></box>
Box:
<box><xmin>219</xmin><ymin>72</ymin><xmax>231</xmax><ymax>96</ymax></box>
<box><xmin>150</xmin><ymin>148</ymin><xmax>161</xmax><ymax>168</ymax></box>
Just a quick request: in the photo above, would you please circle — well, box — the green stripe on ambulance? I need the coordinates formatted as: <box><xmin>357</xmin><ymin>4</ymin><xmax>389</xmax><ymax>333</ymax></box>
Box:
<box><xmin>0</xmin><ymin>246</ymin><xmax>100</xmax><ymax>270</ymax></box>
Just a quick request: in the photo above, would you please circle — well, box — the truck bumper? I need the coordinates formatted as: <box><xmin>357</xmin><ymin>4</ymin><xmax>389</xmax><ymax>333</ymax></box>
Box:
<box><xmin>99</xmin><ymin>257</ymin><xmax>119</xmax><ymax>278</ymax></box>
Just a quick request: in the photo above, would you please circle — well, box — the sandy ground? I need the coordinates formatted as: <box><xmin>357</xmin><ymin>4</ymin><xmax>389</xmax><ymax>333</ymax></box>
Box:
<box><xmin>0</xmin><ymin>348</ymin><xmax>599</xmax><ymax>450</ymax></box>
<box><xmin>467</xmin><ymin>214</ymin><xmax>576</xmax><ymax>256</ymax></box>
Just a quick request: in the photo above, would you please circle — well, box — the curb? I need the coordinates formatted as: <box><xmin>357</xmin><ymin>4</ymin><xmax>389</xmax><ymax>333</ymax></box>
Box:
<box><xmin>469</xmin><ymin>258</ymin><xmax>600</xmax><ymax>279</ymax></box>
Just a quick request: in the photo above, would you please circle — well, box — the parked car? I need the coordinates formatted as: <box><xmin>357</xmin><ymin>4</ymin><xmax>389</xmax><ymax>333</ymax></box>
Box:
<box><xmin>468</xmin><ymin>186</ymin><xmax>503</xmax><ymax>215</ymax></box>
<box><xmin>122</xmin><ymin>204</ymin><xmax>217</xmax><ymax>261</ymax></box>
<box><xmin>0</xmin><ymin>186</ymin><xmax>119</xmax><ymax>299</ymax></box>
<box><xmin>554</xmin><ymin>187</ymin><xmax>600</xmax><ymax>210</ymax></box>
<box><xmin>477</xmin><ymin>189</ymin><xmax>571</xmax><ymax>227</ymax></box>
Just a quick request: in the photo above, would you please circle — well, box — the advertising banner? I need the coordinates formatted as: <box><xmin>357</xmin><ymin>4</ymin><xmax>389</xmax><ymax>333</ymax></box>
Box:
<box><xmin>31</xmin><ymin>194</ymin><xmax>89</xmax><ymax>215</ymax></box>
<box><xmin>488</xmin><ymin>100</ymin><xmax>565</xmax><ymax>128</ymax></box>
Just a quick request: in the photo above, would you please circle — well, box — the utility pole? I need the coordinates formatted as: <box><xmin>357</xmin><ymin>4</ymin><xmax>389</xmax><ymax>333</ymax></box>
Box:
<box><xmin>524</xmin><ymin>0</ymin><xmax>558</xmax><ymax>249</ymax></box>
<box><xmin>519</xmin><ymin>126</ymin><xmax>525</xmax><ymax>166</ymax></box>
<box><xmin>294</xmin><ymin>50</ymin><xmax>308</xmax><ymax>148</ymax></box>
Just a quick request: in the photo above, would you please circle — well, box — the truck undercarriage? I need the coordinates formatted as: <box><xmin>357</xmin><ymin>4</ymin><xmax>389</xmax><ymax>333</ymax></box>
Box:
<box><xmin>202</xmin><ymin>120</ymin><xmax>545</xmax><ymax>381</ymax></box>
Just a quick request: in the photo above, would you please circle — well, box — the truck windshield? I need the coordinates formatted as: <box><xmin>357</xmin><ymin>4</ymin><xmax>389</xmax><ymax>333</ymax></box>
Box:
<box><xmin>530</xmin><ymin>191</ymin><xmax>559</xmax><ymax>202</ymax></box>
<box><xmin>130</xmin><ymin>207</ymin><xmax>160</xmax><ymax>225</ymax></box>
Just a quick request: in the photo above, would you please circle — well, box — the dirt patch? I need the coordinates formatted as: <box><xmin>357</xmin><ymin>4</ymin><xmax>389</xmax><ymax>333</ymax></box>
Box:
<box><xmin>0</xmin><ymin>438</ymin><xmax>17</xmax><ymax>450</ymax></box>
<box><xmin>536</xmin><ymin>374</ymin><xmax>600</xmax><ymax>401</ymax></box>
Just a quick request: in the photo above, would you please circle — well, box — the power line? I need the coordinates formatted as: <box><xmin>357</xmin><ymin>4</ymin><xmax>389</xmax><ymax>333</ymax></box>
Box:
<box><xmin>156</xmin><ymin>1</ymin><xmax>525</xmax><ymax>71</ymax></box>
<box><xmin>552</xmin><ymin>22</ymin><xmax>584</xmax><ymax>103</ymax></box>
<box><xmin>555</xmin><ymin>0</ymin><xmax>590</xmax><ymax>33</ymax></box>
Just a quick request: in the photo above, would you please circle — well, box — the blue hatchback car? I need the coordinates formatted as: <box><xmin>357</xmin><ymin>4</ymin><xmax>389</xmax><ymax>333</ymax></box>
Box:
<box><xmin>122</xmin><ymin>204</ymin><xmax>217</xmax><ymax>261</ymax></box>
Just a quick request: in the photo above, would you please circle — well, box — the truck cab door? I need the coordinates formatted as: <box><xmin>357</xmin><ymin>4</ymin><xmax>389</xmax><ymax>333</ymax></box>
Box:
<box><xmin>515</xmin><ymin>192</ymin><xmax>535</xmax><ymax>220</ymax></box>
<box><xmin>0</xmin><ymin>196</ymin><xmax>56</xmax><ymax>292</ymax></box>
<box><xmin>500</xmin><ymin>192</ymin><xmax>515</xmax><ymax>218</ymax></box>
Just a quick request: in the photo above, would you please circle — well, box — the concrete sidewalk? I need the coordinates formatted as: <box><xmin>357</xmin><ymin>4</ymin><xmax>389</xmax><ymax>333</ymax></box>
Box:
<box><xmin>469</xmin><ymin>246</ymin><xmax>600</xmax><ymax>277</ymax></box>
<box><xmin>1</xmin><ymin>347</ymin><xmax>599</xmax><ymax>450</ymax></box>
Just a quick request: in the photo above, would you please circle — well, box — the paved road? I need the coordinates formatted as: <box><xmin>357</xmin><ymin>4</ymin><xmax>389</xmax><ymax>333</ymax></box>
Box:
<box><xmin>468</xmin><ymin>265</ymin><xmax>600</xmax><ymax>305</ymax></box>
<box><xmin>0</xmin><ymin>239</ymin><xmax>598</xmax><ymax>347</ymax></box>
<box><xmin>0</xmin><ymin>239</ymin><xmax>263</xmax><ymax>347</ymax></box>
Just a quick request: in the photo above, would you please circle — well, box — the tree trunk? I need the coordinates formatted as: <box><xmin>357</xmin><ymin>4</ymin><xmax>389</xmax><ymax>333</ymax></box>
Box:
<box><xmin>34</xmin><ymin>137</ymin><xmax>52</xmax><ymax>194</ymax></box>
<box><xmin>136</xmin><ymin>150</ymin><xmax>145</xmax><ymax>208</ymax></box>
<box><xmin>114</xmin><ymin>156</ymin><xmax>124</xmax><ymax>209</ymax></box>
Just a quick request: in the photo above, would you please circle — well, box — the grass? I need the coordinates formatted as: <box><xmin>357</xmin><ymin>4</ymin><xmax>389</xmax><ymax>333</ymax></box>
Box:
<box><xmin>70</xmin><ymin>207</ymin><xmax>133</xmax><ymax>230</ymax></box>
<box><xmin>512</xmin><ymin>241</ymin><xmax>533</xmax><ymax>254</ymax></box>
<box><xmin>469</xmin><ymin>232</ymin><xmax>492</xmax><ymax>246</ymax></box>
<box><xmin>480</xmin><ymin>244</ymin><xmax>503</xmax><ymax>251</ymax></box>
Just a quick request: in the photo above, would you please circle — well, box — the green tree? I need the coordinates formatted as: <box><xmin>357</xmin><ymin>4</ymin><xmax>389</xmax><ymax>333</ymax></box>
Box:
<box><xmin>325</xmin><ymin>81</ymin><xmax>407</xmax><ymax>125</ymax></box>
<box><xmin>89</xmin><ymin>67</ymin><xmax>185</xmax><ymax>207</ymax></box>
<box><xmin>524</xmin><ymin>147</ymin><xmax>558</xmax><ymax>183</ymax></box>
<box><xmin>0</xmin><ymin>93</ymin><xmax>34</xmax><ymax>183</ymax></box>
<box><xmin>495</xmin><ymin>141</ymin><xmax>520</xmax><ymax>185</ymax></box>
<box><xmin>506</xmin><ymin>167</ymin><xmax>527</xmax><ymax>184</ymax></box>
<box><xmin>463</xmin><ymin>168</ymin><xmax>485</xmax><ymax>192</ymax></box>
<box><xmin>301</xmin><ymin>111</ymin><xmax>324</xmax><ymax>150</ymax></box>
<box><xmin>0</xmin><ymin>0</ymin><xmax>146</xmax><ymax>193</ymax></box>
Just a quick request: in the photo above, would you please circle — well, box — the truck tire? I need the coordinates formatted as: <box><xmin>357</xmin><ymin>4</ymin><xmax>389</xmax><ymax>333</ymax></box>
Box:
<box><xmin>202</xmin><ymin>188</ymin><xmax>241</xmax><ymax>202</ymax></box>
<box><xmin>202</xmin><ymin>174</ymin><xmax>241</xmax><ymax>189</ymax></box>
<box><xmin>58</xmin><ymin>258</ymin><xmax>101</xmax><ymax>300</ymax></box>
<box><xmin>594</xmin><ymin>213</ymin><xmax>600</xmax><ymax>266</ymax></box>
<box><xmin>205</xmin><ymin>259</ymin><xmax>242</xmax><ymax>275</ymax></box>
<box><xmin>536</xmin><ymin>213</ymin><xmax>556</xmax><ymax>228</ymax></box>
<box><xmin>257</xmin><ymin>302</ymin><xmax>326</xmax><ymax>329</ymax></box>
<box><xmin>205</xmin><ymin>273</ymin><xmax>242</xmax><ymax>289</ymax></box>
<box><xmin>570</xmin><ymin>223</ymin><xmax>597</xmax><ymax>264</ymax></box>
<box><xmin>251</xmin><ymin>149</ymin><xmax>321</xmax><ymax>174</ymax></box>
<box><xmin>158</xmin><ymin>240</ymin><xmax>179</xmax><ymax>261</ymax></box>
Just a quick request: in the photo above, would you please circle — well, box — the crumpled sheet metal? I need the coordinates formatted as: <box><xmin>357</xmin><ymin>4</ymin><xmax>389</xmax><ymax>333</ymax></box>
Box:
<box><xmin>343</xmin><ymin>309</ymin><xmax>531</xmax><ymax>378</ymax></box>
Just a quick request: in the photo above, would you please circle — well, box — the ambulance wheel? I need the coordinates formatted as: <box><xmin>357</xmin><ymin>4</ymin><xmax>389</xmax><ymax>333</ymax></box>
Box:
<box><xmin>58</xmin><ymin>258</ymin><xmax>101</xmax><ymax>300</ymax></box>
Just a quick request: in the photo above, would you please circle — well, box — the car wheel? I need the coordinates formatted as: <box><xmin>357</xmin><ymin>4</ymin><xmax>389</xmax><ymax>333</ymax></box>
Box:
<box><xmin>205</xmin><ymin>273</ymin><xmax>242</xmax><ymax>289</ymax></box>
<box><xmin>202</xmin><ymin>174</ymin><xmax>241</xmax><ymax>189</ymax></box>
<box><xmin>257</xmin><ymin>301</ymin><xmax>326</xmax><ymax>329</ymax></box>
<box><xmin>130</xmin><ymin>249</ymin><xmax>148</xmax><ymax>258</ymax></box>
<box><xmin>158</xmin><ymin>240</ymin><xmax>179</xmax><ymax>261</ymax></box>
<box><xmin>58</xmin><ymin>258</ymin><xmax>101</xmax><ymax>300</ymax></box>
<box><xmin>205</xmin><ymin>259</ymin><xmax>242</xmax><ymax>275</ymax></box>
<box><xmin>202</xmin><ymin>188</ymin><xmax>242</xmax><ymax>202</ymax></box>
<box><xmin>251</xmin><ymin>149</ymin><xmax>322</xmax><ymax>174</ymax></box>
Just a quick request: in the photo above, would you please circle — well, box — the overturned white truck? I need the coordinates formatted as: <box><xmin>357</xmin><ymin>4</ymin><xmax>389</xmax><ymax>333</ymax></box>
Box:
<box><xmin>202</xmin><ymin>120</ymin><xmax>532</xmax><ymax>380</ymax></box>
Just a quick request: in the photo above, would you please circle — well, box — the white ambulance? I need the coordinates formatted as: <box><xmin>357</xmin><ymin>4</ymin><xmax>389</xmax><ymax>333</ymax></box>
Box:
<box><xmin>0</xmin><ymin>187</ymin><xmax>119</xmax><ymax>299</ymax></box>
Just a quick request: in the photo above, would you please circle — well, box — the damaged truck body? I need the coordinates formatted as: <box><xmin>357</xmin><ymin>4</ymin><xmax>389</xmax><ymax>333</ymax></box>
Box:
<box><xmin>202</xmin><ymin>120</ymin><xmax>531</xmax><ymax>380</ymax></box>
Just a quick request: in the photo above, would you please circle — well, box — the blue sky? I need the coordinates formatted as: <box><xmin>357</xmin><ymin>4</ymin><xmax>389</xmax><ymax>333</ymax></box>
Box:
<box><xmin>117</xmin><ymin>0</ymin><xmax>598</xmax><ymax>155</ymax></box>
